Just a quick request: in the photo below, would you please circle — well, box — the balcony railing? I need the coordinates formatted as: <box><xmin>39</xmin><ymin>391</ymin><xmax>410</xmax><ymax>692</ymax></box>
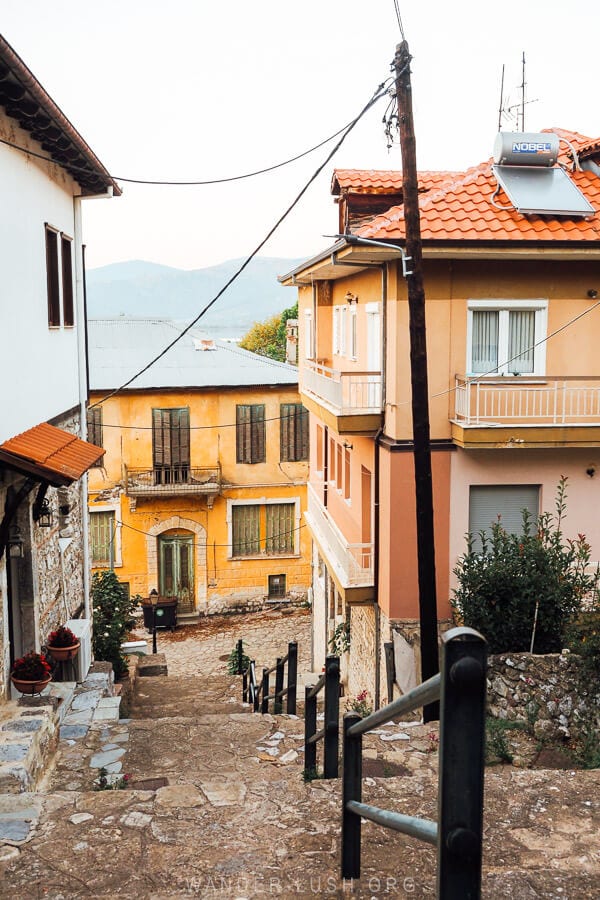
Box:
<box><xmin>305</xmin><ymin>483</ymin><xmax>373</xmax><ymax>588</ymax></box>
<box><xmin>125</xmin><ymin>464</ymin><xmax>221</xmax><ymax>497</ymax></box>
<box><xmin>302</xmin><ymin>360</ymin><xmax>382</xmax><ymax>415</ymax></box>
<box><xmin>454</xmin><ymin>375</ymin><xmax>600</xmax><ymax>426</ymax></box>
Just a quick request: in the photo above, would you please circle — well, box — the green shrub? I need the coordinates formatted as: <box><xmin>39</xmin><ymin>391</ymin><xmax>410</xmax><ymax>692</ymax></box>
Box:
<box><xmin>92</xmin><ymin>570</ymin><xmax>140</xmax><ymax>679</ymax></box>
<box><xmin>452</xmin><ymin>478</ymin><xmax>598</xmax><ymax>654</ymax></box>
<box><xmin>226</xmin><ymin>642</ymin><xmax>251</xmax><ymax>675</ymax></box>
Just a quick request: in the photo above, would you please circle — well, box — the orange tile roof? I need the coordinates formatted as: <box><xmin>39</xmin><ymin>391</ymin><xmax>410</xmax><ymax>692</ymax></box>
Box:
<box><xmin>356</xmin><ymin>130</ymin><xmax>600</xmax><ymax>244</ymax></box>
<box><xmin>0</xmin><ymin>422</ymin><xmax>104</xmax><ymax>485</ymax></box>
<box><xmin>332</xmin><ymin>169</ymin><xmax>459</xmax><ymax>194</ymax></box>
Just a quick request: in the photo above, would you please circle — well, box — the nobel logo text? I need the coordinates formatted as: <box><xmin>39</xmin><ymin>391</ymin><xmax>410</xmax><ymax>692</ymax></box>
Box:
<box><xmin>512</xmin><ymin>142</ymin><xmax>552</xmax><ymax>154</ymax></box>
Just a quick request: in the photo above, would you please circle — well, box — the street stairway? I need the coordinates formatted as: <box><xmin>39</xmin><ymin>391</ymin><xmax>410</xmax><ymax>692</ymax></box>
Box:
<box><xmin>0</xmin><ymin>657</ymin><xmax>598</xmax><ymax>898</ymax></box>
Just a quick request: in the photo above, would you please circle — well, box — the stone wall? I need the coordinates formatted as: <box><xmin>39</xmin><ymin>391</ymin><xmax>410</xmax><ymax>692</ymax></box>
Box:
<box><xmin>347</xmin><ymin>604</ymin><xmax>377</xmax><ymax>705</ymax></box>
<box><xmin>203</xmin><ymin>587</ymin><xmax>308</xmax><ymax>617</ymax></box>
<box><xmin>487</xmin><ymin>651</ymin><xmax>600</xmax><ymax>742</ymax></box>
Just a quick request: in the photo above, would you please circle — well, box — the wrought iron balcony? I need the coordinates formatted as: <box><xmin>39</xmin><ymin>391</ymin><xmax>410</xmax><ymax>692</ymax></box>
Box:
<box><xmin>302</xmin><ymin>360</ymin><xmax>383</xmax><ymax>416</ymax></box>
<box><xmin>454</xmin><ymin>375</ymin><xmax>600</xmax><ymax>426</ymax></box>
<box><xmin>305</xmin><ymin>483</ymin><xmax>373</xmax><ymax>591</ymax></box>
<box><xmin>125</xmin><ymin>464</ymin><xmax>221</xmax><ymax>498</ymax></box>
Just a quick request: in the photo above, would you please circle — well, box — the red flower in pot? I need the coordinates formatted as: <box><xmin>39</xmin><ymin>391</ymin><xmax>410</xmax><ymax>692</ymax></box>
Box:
<box><xmin>46</xmin><ymin>625</ymin><xmax>80</xmax><ymax>662</ymax></box>
<box><xmin>11</xmin><ymin>651</ymin><xmax>52</xmax><ymax>695</ymax></box>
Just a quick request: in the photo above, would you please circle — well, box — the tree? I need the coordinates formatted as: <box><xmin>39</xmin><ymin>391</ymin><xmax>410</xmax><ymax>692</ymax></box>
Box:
<box><xmin>239</xmin><ymin>302</ymin><xmax>298</xmax><ymax>362</ymax></box>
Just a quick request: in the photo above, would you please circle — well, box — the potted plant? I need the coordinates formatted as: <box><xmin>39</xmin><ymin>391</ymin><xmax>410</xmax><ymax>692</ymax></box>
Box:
<box><xmin>11</xmin><ymin>651</ymin><xmax>52</xmax><ymax>695</ymax></box>
<box><xmin>46</xmin><ymin>625</ymin><xmax>80</xmax><ymax>662</ymax></box>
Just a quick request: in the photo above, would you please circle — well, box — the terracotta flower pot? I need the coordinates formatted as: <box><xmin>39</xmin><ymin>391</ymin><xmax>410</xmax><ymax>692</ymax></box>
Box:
<box><xmin>47</xmin><ymin>641</ymin><xmax>80</xmax><ymax>663</ymax></box>
<box><xmin>11</xmin><ymin>675</ymin><xmax>52</xmax><ymax>695</ymax></box>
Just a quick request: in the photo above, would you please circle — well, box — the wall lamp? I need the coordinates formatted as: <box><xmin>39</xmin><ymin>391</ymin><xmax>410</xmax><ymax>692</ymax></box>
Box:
<box><xmin>36</xmin><ymin>499</ymin><xmax>53</xmax><ymax>528</ymax></box>
<box><xmin>343</xmin><ymin>441</ymin><xmax>353</xmax><ymax>451</ymax></box>
<box><xmin>345</xmin><ymin>292</ymin><xmax>359</xmax><ymax>305</ymax></box>
<box><xmin>587</xmin><ymin>289</ymin><xmax>598</xmax><ymax>299</ymax></box>
<box><xmin>8</xmin><ymin>524</ymin><xmax>25</xmax><ymax>558</ymax></box>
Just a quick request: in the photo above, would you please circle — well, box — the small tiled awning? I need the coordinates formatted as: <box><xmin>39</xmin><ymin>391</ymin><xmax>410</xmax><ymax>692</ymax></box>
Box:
<box><xmin>0</xmin><ymin>422</ymin><xmax>104</xmax><ymax>486</ymax></box>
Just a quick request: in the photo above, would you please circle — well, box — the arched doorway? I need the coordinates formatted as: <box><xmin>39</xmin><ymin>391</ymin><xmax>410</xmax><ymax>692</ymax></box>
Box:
<box><xmin>146</xmin><ymin>516</ymin><xmax>207</xmax><ymax>614</ymax></box>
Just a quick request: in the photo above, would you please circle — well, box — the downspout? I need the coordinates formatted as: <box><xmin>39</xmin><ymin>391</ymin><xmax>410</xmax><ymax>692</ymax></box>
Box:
<box><xmin>73</xmin><ymin>197</ymin><xmax>91</xmax><ymax>619</ymax></box>
<box><xmin>373</xmin><ymin>263</ymin><xmax>387</xmax><ymax>710</ymax></box>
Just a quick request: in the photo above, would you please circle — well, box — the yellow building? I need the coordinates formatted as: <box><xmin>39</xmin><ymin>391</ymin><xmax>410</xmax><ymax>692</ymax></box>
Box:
<box><xmin>87</xmin><ymin>319</ymin><xmax>310</xmax><ymax>618</ymax></box>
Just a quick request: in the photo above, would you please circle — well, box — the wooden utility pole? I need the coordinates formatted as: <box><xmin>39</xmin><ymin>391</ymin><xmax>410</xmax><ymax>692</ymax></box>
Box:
<box><xmin>394</xmin><ymin>40</ymin><xmax>439</xmax><ymax>721</ymax></box>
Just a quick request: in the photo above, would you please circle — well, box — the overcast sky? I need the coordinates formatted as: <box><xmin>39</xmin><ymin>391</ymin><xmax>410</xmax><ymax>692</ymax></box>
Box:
<box><xmin>2</xmin><ymin>1</ymin><xmax>599</xmax><ymax>271</ymax></box>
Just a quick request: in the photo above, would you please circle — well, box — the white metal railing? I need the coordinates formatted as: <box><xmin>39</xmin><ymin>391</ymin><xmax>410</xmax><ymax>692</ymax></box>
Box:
<box><xmin>306</xmin><ymin>483</ymin><xmax>374</xmax><ymax>588</ymax></box>
<box><xmin>454</xmin><ymin>375</ymin><xmax>600</xmax><ymax>426</ymax></box>
<box><xmin>302</xmin><ymin>360</ymin><xmax>382</xmax><ymax>415</ymax></box>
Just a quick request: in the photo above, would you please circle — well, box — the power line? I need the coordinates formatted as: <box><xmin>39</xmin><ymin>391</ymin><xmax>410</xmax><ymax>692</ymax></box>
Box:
<box><xmin>115</xmin><ymin>516</ymin><xmax>309</xmax><ymax>549</ymax></box>
<box><xmin>97</xmin><ymin>410</ymin><xmax>307</xmax><ymax>431</ymax></box>
<box><xmin>0</xmin><ymin>116</ymin><xmax>356</xmax><ymax>188</ymax></box>
<box><xmin>392</xmin><ymin>1</ymin><xmax>406</xmax><ymax>40</ymax></box>
<box><xmin>88</xmin><ymin>80</ymin><xmax>391</xmax><ymax>410</ymax></box>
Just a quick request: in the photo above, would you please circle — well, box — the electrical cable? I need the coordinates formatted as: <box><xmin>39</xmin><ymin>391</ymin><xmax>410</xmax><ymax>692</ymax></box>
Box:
<box><xmin>116</xmin><ymin>516</ymin><xmax>309</xmax><ymax>549</ymax></box>
<box><xmin>392</xmin><ymin>0</ymin><xmax>406</xmax><ymax>40</ymax></box>
<box><xmin>0</xmin><ymin>115</ymin><xmax>357</xmax><ymax>187</ymax></box>
<box><xmin>88</xmin><ymin>80</ymin><xmax>391</xmax><ymax>410</ymax></box>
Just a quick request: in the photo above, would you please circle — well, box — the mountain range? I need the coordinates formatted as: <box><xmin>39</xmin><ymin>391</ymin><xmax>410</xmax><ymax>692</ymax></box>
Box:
<box><xmin>86</xmin><ymin>257</ymin><xmax>302</xmax><ymax>337</ymax></box>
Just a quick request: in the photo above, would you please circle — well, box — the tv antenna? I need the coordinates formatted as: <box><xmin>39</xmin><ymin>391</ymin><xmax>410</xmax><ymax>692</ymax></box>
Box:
<box><xmin>497</xmin><ymin>52</ymin><xmax>538</xmax><ymax>132</ymax></box>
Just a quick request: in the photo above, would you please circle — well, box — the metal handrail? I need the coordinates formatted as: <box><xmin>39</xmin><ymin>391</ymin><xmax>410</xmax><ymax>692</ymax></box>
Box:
<box><xmin>241</xmin><ymin>641</ymin><xmax>298</xmax><ymax>715</ymax></box>
<box><xmin>304</xmin><ymin>655</ymin><xmax>340</xmax><ymax>778</ymax></box>
<box><xmin>341</xmin><ymin>627</ymin><xmax>487</xmax><ymax>899</ymax></box>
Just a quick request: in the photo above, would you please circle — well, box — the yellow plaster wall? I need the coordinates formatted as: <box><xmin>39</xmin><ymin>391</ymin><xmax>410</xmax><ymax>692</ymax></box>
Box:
<box><xmin>88</xmin><ymin>385</ymin><xmax>310</xmax><ymax>612</ymax></box>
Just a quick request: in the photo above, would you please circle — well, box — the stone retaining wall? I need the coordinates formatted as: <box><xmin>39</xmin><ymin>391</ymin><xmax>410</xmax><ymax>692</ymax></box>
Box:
<box><xmin>204</xmin><ymin>589</ymin><xmax>307</xmax><ymax>617</ymax></box>
<box><xmin>487</xmin><ymin>651</ymin><xmax>600</xmax><ymax>742</ymax></box>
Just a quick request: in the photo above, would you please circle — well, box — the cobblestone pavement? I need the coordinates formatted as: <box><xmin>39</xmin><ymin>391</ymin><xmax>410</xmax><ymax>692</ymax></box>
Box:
<box><xmin>0</xmin><ymin>610</ymin><xmax>598</xmax><ymax>898</ymax></box>
<box><xmin>132</xmin><ymin>607</ymin><xmax>313</xmax><ymax>678</ymax></box>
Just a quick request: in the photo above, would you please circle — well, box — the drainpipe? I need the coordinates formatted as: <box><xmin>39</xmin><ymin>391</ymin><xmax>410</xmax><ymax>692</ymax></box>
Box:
<box><xmin>373</xmin><ymin>264</ymin><xmax>387</xmax><ymax>710</ymax></box>
<box><xmin>74</xmin><ymin>196</ymin><xmax>91</xmax><ymax>619</ymax></box>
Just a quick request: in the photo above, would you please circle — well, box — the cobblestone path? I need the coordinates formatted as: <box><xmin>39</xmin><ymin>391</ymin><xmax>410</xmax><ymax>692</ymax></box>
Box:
<box><xmin>0</xmin><ymin>610</ymin><xmax>598</xmax><ymax>898</ymax></box>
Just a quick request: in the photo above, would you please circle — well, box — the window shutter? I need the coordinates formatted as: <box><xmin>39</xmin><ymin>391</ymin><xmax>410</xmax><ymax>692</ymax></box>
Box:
<box><xmin>232</xmin><ymin>505</ymin><xmax>260</xmax><ymax>555</ymax></box>
<box><xmin>91</xmin><ymin>511</ymin><xmax>114</xmax><ymax>563</ymax></box>
<box><xmin>87</xmin><ymin>407</ymin><xmax>103</xmax><ymax>449</ymax></box>
<box><xmin>469</xmin><ymin>485</ymin><xmax>539</xmax><ymax>550</ymax></box>
<box><xmin>152</xmin><ymin>409</ymin><xmax>171</xmax><ymax>467</ymax></box>
<box><xmin>171</xmin><ymin>408</ymin><xmax>190</xmax><ymax>466</ymax></box>
<box><xmin>266</xmin><ymin>503</ymin><xmax>294</xmax><ymax>553</ymax></box>
<box><xmin>61</xmin><ymin>236</ymin><xmax>74</xmax><ymax>326</ymax></box>
<box><xmin>236</xmin><ymin>405</ymin><xmax>251</xmax><ymax>463</ymax></box>
<box><xmin>280</xmin><ymin>404</ymin><xmax>292</xmax><ymax>462</ymax></box>
<box><xmin>251</xmin><ymin>405</ymin><xmax>265</xmax><ymax>463</ymax></box>
<box><xmin>45</xmin><ymin>227</ymin><xmax>60</xmax><ymax>327</ymax></box>
<box><xmin>298</xmin><ymin>405</ymin><xmax>308</xmax><ymax>460</ymax></box>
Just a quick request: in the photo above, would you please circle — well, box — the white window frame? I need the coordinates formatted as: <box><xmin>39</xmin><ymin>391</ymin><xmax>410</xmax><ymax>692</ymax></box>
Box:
<box><xmin>466</xmin><ymin>299</ymin><xmax>547</xmax><ymax>376</ymax></box>
<box><xmin>333</xmin><ymin>305</ymin><xmax>347</xmax><ymax>357</ymax></box>
<box><xmin>226</xmin><ymin>497</ymin><xmax>301</xmax><ymax>559</ymax></box>
<box><xmin>89</xmin><ymin>503</ymin><xmax>122</xmax><ymax>567</ymax></box>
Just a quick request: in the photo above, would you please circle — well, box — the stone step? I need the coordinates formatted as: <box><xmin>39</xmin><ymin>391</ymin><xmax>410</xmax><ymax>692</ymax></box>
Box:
<box><xmin>130</xmin><ymin>674</ymin><xmax>247</xmax><ymax>719</ymax></box>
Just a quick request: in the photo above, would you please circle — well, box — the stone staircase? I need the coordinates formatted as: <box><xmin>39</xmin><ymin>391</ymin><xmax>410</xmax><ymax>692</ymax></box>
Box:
<box><xmin>0</xmin><ymin>658</ymin><xmax>598</xmax><ymax>898</ymax></box>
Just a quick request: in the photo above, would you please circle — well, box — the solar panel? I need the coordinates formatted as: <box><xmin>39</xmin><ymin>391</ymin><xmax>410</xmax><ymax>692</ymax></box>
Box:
<box><xmin>492</xmin><ymin>164</ymin><xmax>595</xmax><ymax>217</ymax></box>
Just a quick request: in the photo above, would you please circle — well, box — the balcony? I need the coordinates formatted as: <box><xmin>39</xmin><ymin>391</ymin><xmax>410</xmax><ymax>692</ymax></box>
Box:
<box><xmin>301</xmin><ymin>360</ymin><xmax>383</xmax><ymax>434</ymax></box>
<box><xmin>305</xmin><ymin>483</ymin><xmax>374</xmax><ymax>601</ymax></box>
<box><xmin>452</xmin><ymin>376</ymin><xmax>600</xmax><ymax>448</ymax></box>
<box><xmin>125</xmin><ymin>464</ymin><xmax>222</xmax><ymax>505</ymax></box>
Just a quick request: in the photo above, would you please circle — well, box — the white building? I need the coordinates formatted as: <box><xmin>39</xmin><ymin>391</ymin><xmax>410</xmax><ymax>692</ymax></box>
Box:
<box><xmin>0</xmin><ymin>35</ymin><xmax>119</xmax><ymax>697</ymax></box>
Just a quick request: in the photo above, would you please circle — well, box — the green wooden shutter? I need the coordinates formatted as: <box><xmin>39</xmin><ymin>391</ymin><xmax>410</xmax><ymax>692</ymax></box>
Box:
<box><xmin>232</xmin><ymin>505</ymin><xmax>260</xmax><ymax>555</ymax></box>
<box><xmin>251</xmin><ymin>405</ymin><xmax>265</xmax><ymax>463</ymax></box>
<box><xmin>90</xmin><ymin>511</ymin><xmax>114</xmax><ymax>563</ymax></box>
<box><xmin>87</xmin><ymin>407</ymin><xmax>103</xmax><ymax>453</ymax></box>
<box><xmin>266</xmin><ymin>503</ymin><xmax>294</xmax><ymax>553</ymax></box>
<box><xmin>152</xmin><ymin>409</ymin><xmax>171</xmax><ymax>467</ymax></box>
<box><xmin>236</xmin><ymin>405</ymin><xmax>251</xmax><ymax>463</ymax></box>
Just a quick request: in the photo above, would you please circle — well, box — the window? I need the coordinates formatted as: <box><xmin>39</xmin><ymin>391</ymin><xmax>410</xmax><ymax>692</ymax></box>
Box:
<box><xmin>268</xmin><ymin>574</ymin><xmax>286</xmax><ymax>598</ymax></box>
<box><xmin>280</xmin><ymin>403</ymin><xmax>308</xmax><ymax>461</ymax></box>
<box><xmin>468</xmin><ymin>300</ymin><xmax>547</xmax><ymax>375</ymax></box>
<box><xmin>333</xmin><ymin>305</ymin><xmax>347</xmax><ymax>356</ymax></box>
<box><xmin>236</xmin><ymin>404</ymin><xmax>265</xmax><ymax>464</ymax></box>
<box><xmin>329</xmin><ymin>436</ymin><xmax>336</xmax><ymax>483</ymax></box>
<box><xmin>266</xmin><ymin>503</ymin><xmax>294</xmax><ymax>553</ymax></box>
<box><xmin>349</xmin><ymin>305</ymin><xmax>358</xmax><ymax>359</ymax></box>
<box><xmin>316</xmin><ymin>424</ymin><xmax>324</xmax><ymax>473</ymax></box>
<box><xmin>45</xmin><ymin>226</ymin><xmax>60</xmax><ymax>327</ymax></box>
<box><xmin>232</xmin><ymin>505</ymin><xmax>261</xmax><ymax>556</ymax></box>
<box><xmin>87</xmin><ymin>406</ymin><xmax>103</xmax><ymax>464</ymax></box>
<box><xmin>304</xmin><ymin>309</ymin><xmax>314</xmax><ymax>359</ymax></box>
<box><xmin>344</xmin><ymin>447</ymin><xmax>351</xmax><ymax>501</ymax></box>
<box><xmin>61</xmin><ymin>236</ymin><xmax>74</xmax><ymax>326</ymax></box>
<box><xmin>90</xmin><ymin>510</ymin><xmax>115</xmax><ymax>564</ymax></box>
<box><xmin>230</xmin><ymin>501</ymin><xmax>297</xmax><ymax>557</ymax></box>
<box><xmin>152</xmin><ymin>408</ymin><xmax>190</xmax><ymax>483</ymax></box>
<box><xmin>336</xmin><ymin>442</ymin><xmax>342</xmax><ymax>490</ymax></box>
<box><xmin>469</xmin><ymin>485</ymin><xmax>540</xmax><ymax>551</ymax></box>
